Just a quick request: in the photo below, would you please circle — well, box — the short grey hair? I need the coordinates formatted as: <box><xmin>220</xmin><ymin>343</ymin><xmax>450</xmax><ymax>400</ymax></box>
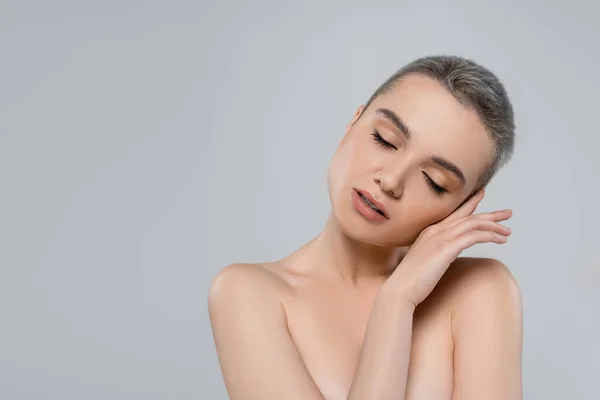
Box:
<box><xmin>363</xmin><ymin>55</ymin><xmax>515</xmax><ymax>192</ymax></box>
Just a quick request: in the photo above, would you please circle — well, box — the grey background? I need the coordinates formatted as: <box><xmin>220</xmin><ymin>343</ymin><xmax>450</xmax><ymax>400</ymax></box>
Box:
<box><xmin>1</xmin><ymin>0</ymin><xmax>598</xmax><ymax>399</ymax></box>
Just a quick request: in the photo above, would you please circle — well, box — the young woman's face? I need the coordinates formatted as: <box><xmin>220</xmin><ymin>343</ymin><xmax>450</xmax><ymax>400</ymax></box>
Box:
<box><xmin>327</xmin><ymin>74</ymin><xmax>495</xmax><ymax>247</ymax></box>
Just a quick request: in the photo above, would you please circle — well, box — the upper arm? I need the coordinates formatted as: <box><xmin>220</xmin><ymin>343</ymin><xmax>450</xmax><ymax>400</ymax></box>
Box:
<box><xmin>450</xmin><ymin>259</ymin><xmax>523</xmax><ymax>400</ymax></box>
<box><xmin>208</xmin><ymin>264</ymin><xmax>325</xmax><ymax>400</ymax></box>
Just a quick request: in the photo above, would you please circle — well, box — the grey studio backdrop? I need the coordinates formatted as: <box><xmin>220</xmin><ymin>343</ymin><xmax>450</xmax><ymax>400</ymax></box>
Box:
<box><xmin>1</xmin><ymin>1</ymin><xmax>598</xmax><ymax>399</ymax></box>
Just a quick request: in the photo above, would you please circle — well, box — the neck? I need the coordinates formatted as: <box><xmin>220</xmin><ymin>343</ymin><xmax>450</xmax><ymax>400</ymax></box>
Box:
<box><xmin>301</xmin><ymin>212</ymin><xmax>408</xmax><ymax>284</ymax></box>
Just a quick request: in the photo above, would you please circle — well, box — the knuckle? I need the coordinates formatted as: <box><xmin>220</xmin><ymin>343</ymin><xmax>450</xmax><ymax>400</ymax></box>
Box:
<box><xmin>441</xmin><ymin>243</ymin><xmax>456</xmax><ymax>256</ymax></box>
<box><xmin>438</xmin><ymin>237</ymin><xmax>456</xmax><ymax>254</ymax></box>
<box><xmin>476</xmin><ymin>219</ymin><xmax>491</xmax><ymax>228</ymax></box>
<box><xmin>469</xmin><ymin>216</ymin><xmax>491</xmax><ymax>229</ymax></box>
<box><xmin>423</xmin><ymin>225</ymin><xmax>438</xmax><ymax>237</ymax></box>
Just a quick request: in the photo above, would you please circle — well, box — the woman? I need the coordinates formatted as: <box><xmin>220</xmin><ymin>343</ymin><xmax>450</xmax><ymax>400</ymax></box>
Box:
<box><xmin>208</xmin><ymin>55</ymin><xmax>523</xmax><ymax>400</ymax></box>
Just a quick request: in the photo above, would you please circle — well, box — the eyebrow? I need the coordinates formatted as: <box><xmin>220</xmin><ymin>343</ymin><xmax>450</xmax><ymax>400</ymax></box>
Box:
<box><xmin>375</xmin><ymin>107</ymin><xmax>467</xmax><ymax>185</ymax></box>
<box><xmin>431</xmin><ymin>155</ymin><xmax>466</xmax><ymax>185</ymax></box>
<box><xmin>376</xmin><ymin>108</ymin><xmax>411</xmax><ymax>140</ymax></box>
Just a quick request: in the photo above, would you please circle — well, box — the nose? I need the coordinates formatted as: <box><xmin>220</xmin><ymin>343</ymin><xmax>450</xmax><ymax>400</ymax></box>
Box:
<box><xmin>374</xmin><ymin>163</ymin><xmax>407</xmax><ymax>198</ymax></box>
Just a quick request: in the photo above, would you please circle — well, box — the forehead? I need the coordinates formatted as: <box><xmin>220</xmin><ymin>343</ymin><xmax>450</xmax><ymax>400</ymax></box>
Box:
<box><xmin>369</xmin><ymin>74</ymin><xmax>494</xmax><ymax>186</ymax></box>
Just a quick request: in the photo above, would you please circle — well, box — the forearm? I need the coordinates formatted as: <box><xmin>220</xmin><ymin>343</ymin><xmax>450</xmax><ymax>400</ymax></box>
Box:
<box><xmin>347</xmin><ymin>274</ymin><xmax>415</xmax><ymax>400</ymax></box>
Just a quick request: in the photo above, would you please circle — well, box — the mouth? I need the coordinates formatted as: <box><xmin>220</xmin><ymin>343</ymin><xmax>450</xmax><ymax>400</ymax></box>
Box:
<box><xmin>354</xmin><ymin>189</ymin><xmax>389</xmax><ymax>219</ymax></box>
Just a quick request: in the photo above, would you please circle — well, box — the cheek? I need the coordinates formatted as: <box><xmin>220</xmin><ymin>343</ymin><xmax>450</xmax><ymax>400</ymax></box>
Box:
<box><xmin>328</xmin><ymin>136</ymin><xmax>372</xmax><ymax>195</ymax></box>
<box><xmin>327</xmin><ymin>148</ymin><xmax>347</xmax><ymax>201</ymax></box>
<box><xmin>407</xmin><ymin>203</ymin><xmax>454</xmax><ymax>230</ymax></box>
<box><xmin>385</xmin><ymin>191</ymin><xmax>457</xmax><ymax>245</ymax></box>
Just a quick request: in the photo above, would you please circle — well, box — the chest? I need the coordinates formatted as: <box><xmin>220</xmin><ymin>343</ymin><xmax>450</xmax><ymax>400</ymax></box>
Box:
<box><xmin>283</xmin><ymin>289</ymin><xmax>455</xmax><ymax>400</ymax></box>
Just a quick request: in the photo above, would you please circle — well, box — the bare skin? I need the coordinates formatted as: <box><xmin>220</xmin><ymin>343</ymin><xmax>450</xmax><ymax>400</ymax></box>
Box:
<box><xmin>208</xmin><ymin>74</ymin><xmax>523</xmax><ymax>399</ymax></box>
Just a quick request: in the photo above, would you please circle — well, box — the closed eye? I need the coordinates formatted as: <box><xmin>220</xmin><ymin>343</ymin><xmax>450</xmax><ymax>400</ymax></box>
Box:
<box><xmin>422</xmin><ymin>172</ymin><xmax>447</xmax><ymax>196</ymax></box>
<box><xmin>371</xmin><ymin>130</ymin><xmax>397</xmax><ymax>150</ymax></box>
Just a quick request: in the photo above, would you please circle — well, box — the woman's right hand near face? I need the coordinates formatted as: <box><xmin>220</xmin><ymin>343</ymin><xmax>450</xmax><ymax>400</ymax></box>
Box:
<box><xmin>389</xmin><ymin>188</ymin><xmax>513</xmax><ymax>308</ymax></box>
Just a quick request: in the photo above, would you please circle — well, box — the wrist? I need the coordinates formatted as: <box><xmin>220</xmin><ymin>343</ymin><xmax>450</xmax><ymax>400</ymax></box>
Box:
<box><xmin>379</xmin><ymin>276</ymin><xmax>418</xmax><ymax>312</ymax></box>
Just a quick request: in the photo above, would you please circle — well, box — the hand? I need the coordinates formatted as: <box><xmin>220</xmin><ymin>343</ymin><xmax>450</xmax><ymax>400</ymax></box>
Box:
<box><xmin>390</xmin><ymin>188</ymin><xmax>512</xmax><ymax>308</ymax></box>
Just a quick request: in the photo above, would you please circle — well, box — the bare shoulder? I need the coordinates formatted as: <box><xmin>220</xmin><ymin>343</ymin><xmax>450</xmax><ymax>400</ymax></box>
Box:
<box><xmin>207</xmin><ymin>261</ymin><xmax>293</xmax><ymax>317</ymax></box>
<box><xmin>439</xmin><ymin>258</ymin><xmax>523</xmax><ymax>397</ymax></box>
<box><xmin>209</xmin><ymin>261</ymin><xmax>286</xmax><ymax>297</ymax></box>
<box><xmin>442</xmin><ymin>257</ymin><xmax>523</xmax><ymax>337</ymax></box>
<box><xmin>443</xmin><ymin>257</ymin><xmax>521</xmax><ymax>301</ymax></box>
<box><xmin>209</xmin><ymin>261</ymin><xmax>284</xmax><ymax>288</ymax></box>
<box><xmin>208</xmin><ymin>264</ymin><xmax>328</xmax><ymax>400</ymax></box>
<box><xmin>207</xmin><ymin>262</ymin><xmax>327</xmax><ymax>399</ymax></box>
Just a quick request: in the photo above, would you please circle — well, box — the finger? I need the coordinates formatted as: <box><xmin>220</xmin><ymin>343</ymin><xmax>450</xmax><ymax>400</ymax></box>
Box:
<box><xmin>446</xmin><ymin>209</ymin><xmax>513</xmax><ymax>231</ymax></box>
<box><xmin>441</xmin><ymin>188</ymin><xmax>485</xmax><ymax>224</ymax></box>
<box><xmin>445</xmin><ymin>217</ymin><xmax>512</xmax><ymax>239</ymax></box>
<box><xmin>453</xmin><ymin>230</ymin><xmax>508</xmax><ymax>251</ymax></box>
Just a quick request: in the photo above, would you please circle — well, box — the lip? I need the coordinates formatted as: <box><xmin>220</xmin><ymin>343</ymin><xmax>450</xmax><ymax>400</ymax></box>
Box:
<box><xmin>353</xmin><ymin>188</ymin><xmax>389</xmax><ymax>219</ymax></box>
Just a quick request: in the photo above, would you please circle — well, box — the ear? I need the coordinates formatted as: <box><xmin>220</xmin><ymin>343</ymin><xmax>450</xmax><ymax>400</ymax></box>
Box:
<box><xmin>344</xmin><ymin>105</ymin><xmax>365</xmax><ymax>135</ymax></box>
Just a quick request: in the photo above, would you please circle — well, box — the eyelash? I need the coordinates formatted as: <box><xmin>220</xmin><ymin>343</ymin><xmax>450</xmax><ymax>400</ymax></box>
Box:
<box><xmin>423</xmin><ymin>172</ymin><xmax>447</xmax><ymax>196</ymax></box>
<box><xmin>371</xmin><ymin>130</ymin><xmax>396</xmax><ymax>150</ymax></box>
<box><xmin>371</xmin><ymin>130</ymin><xmax>448</xmax><ymax>196</ymax></box>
